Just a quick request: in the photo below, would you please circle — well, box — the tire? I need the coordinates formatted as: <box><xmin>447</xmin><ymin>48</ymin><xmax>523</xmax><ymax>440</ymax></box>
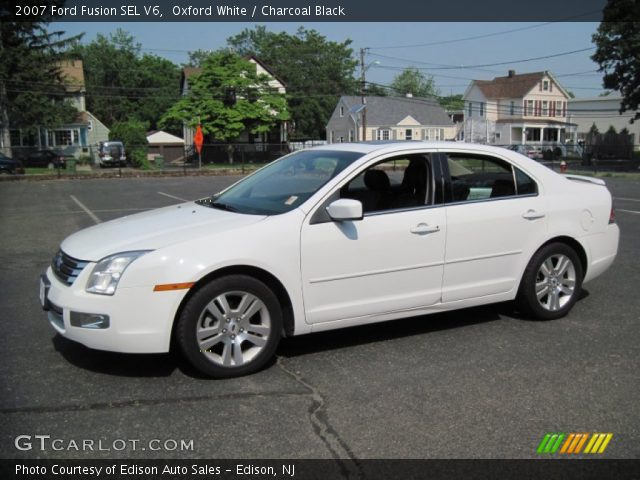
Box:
<box><xmin>176</xmin><ymin>275</ymin><xmax>282</xmax><ymax>378</ymax></box>
<box><xmin>516</xmin><ymin>242</ymin><xmax>583</xmax><ymax>320</ymax></box>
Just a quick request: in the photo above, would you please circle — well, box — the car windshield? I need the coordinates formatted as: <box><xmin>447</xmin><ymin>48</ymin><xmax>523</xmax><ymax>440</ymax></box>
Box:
<box><xmin>198</xmin><ymin>149</ymin><xmax>364</xmax><ymax>215</ymax></box>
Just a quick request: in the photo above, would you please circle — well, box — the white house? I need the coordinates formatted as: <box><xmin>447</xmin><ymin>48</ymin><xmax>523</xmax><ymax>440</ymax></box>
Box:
<box><xmin>463</xmin><ymin>70</ymin><xmax>577</xmax><ymax>146</ymax></box>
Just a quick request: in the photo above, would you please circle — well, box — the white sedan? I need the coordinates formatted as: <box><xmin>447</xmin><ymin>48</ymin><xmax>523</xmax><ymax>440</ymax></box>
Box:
<box><xmin>40</xmin><ymin>142</ymin><xmax>619</xmax><ymax>378</ymax></box>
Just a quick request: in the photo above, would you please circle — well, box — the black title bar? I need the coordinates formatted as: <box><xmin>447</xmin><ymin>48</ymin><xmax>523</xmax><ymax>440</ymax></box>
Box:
<box><xmin>6</xmin><ymin>0</ymin><xmax>610</xmax><ymax>22</ymax></box>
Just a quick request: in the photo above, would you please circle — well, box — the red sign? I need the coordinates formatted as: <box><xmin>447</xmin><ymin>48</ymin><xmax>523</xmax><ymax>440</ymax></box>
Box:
<box><xmin>194</xmin><ymin>124</ymin><xmax>204</xmax><ymax>154</ymax></box>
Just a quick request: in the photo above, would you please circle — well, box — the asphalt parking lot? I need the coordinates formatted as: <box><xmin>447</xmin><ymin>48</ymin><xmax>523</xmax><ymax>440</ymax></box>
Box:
<box><xmin>0</xmin><ymin>175</ymin><xmax>638</xmax><ymax>460</ymax></box>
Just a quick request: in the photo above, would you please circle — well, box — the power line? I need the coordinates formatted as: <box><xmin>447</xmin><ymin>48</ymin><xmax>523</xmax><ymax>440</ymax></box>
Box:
<box><xmin>365</xmin><ymin>11</ymin><xmax>601</xmax><ymax>50</ymax></box>
<box><xmin>369</xmin><ymin>46</ymin><xmax>596</xmax><ymax>71</ymax></box>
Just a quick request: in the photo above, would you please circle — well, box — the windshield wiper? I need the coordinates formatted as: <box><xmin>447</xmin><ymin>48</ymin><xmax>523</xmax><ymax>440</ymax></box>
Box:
<box><xmin>209</xmin><ymin>201</ymin><xmax>240</xmax><ymax>213</ymax></box>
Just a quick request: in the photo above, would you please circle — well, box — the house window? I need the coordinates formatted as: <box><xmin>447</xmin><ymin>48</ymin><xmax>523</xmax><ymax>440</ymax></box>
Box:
<box><xmin>48</xmin><ymin>129</ymin><xmax>79</xmax><ymax>146</ymax></box>
<box><xmin>556</xmin><ymin>101</ymin><xmax>563</xmax><ymax>117</ymax></box>
<box><xmin>339</xmin><ymin>136</ymin><xmax>344</xmax><ymax>143</ymax></box>
<box><xmin>510</xmin><ymin>101</ymin><xmax>515</xmax><ymax>116</ymax></box>
<box><xmin>542</xmin><ymin>101</ymin><xmax>548</xmax><ymax>116</ymax></box>
<box><xmin>526</xmin><ymin>100</ymin><xmax>534</xmax><ymax>116</ymax></box>
<box><xmin>468</xmin><ymin>102</ymin><xmax>473</xmax><ymax>116</ymax></box>
<box><xmin>543</xmin><ymin>80</ymin><xmax>549</xmax><ymax>91</ymax></box>
<box><xmin>339</xmin><ymin>106</ymin><xmax>344</xmax><ymax>117</ymax></box>
<box><xmin>405</xmin><ymin>129</ymin><xmax>413</xmax><ymax>140</ymax></box>
<box><xmin>479</xmin><ymin>102</ymin><xmax>485</xmax><ymax>117</ymax></box>
<box><xmin>349</xmin><ymin>130</ymin><xmax>354</xmax><ymax>142</ymax></box>
<box><xmin>376</xmin><ymin>129</ymin><xmax>390</xmax><ymax>141</ymax></box>
<box><xmin>495</xmin><ymin>132</ymin><xmax>501</xmax><ymax>141</ymax></box>
<box><xmin>424</xmin><ymin>128</ymin><xmax>444</xmax><ymax>141</ymax></box>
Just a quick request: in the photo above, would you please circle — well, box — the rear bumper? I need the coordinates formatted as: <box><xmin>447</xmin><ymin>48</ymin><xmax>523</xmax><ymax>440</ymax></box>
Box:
<box><xmin>583</xmin><ymin>224</ymin><xmax>620</xmax><ymax>283</ymax></box>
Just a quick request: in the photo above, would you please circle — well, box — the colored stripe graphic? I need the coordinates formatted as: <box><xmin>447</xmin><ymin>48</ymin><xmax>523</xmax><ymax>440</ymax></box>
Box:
<box><xmin>537</xmin><ymin>433</ymin><xmax>565</xmax><ymax>454</ymax></box>
<box><xmin>584</xmin><ymin>433</ymin><xmax>613</xmax><ymax>454</ymax></box>
<box><xmin>539</xmin><ymin>433</ymin><xmax>613</xmax><ymax>454</ymax></box>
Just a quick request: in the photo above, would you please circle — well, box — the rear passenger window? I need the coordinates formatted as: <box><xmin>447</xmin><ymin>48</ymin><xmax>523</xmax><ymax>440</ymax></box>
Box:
<box><xmin>446</xmin><ymin>154</ymin><xmax>515</xmax><ymax>202</ymax></box>
<box><xmin>445</xmin><ymin>154</ymin><xmax>538</xmax><ymax>203</ymax></box>
<box><xmin>515</xmin><ymin>167</ymin><xmax>538</xmax><ymax>195</ymax></box>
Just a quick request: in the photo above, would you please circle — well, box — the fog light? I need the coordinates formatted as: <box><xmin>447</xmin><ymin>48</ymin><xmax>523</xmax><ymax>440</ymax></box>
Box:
<box><xmin>70</xmin><ymin>312</ymin><xmax>110</xmax><ymax>329</ymax></box>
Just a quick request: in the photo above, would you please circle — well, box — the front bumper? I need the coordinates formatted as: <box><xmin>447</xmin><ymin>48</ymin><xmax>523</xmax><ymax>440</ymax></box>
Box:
<box><xmin>41</xmin><ymin>267</ymin><xmax>186</xmax><ymax>353</ymax></box>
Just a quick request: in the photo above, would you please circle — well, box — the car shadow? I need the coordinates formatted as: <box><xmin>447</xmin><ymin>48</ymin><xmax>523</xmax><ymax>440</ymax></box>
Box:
<box><xmin>52</xmin><ymin>335</ymin><xmax>179</xmax><ymax>378</ymax></box>
<box><xmin>52</xmin><ymin>295</ymin><xmax>588</xmax><ymax>378</ymax></box>
<box><xmin>277</xmin><ymin>303</ymin><xmax>509</xmax><ymax>358</ymax></box>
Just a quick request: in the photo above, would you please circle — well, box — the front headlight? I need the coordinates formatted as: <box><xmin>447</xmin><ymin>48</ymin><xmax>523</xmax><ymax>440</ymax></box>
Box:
<box><xmin>86</xmin><ymin>251</ymin><xmax>151</xmax><ymax>295</ymax></box>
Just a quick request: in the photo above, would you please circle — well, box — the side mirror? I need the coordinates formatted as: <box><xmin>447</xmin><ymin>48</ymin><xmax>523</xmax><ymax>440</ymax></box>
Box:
<box><xmin>326</xmin><ymin>199</ymin><xmax>363</xmax><ymax>222</ymax></box>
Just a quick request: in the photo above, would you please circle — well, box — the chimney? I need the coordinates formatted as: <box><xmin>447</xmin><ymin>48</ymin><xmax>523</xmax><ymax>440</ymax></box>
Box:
<box><xmin>508</xmin><ymin>70</ymin><xmax>516</xmax><ymax>78</ymax></box>
<box><xmin>406</xmin><ymin>92</ymin><xmax>413</xmax><ymax>98</ymax></box>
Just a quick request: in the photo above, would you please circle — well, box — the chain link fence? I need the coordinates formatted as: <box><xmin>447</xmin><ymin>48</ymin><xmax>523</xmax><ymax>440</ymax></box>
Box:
<box><xmin>1</xmin><ymin>141</ymin><xmax>638</xmax><ymax>178</ymax></box>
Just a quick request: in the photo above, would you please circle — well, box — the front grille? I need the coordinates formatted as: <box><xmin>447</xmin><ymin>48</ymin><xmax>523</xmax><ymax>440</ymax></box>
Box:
<box><xmin>51</xmin><ymin>250</ymin><xmax>89</xmax><ymax>286</ymax></box>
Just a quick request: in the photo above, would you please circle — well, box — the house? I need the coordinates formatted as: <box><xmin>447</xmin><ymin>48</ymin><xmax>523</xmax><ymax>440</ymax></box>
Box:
<box><xmin>462</xmin><ymin>70</ymin><xmax>577</xmax><ymax>146</ymax></box>
<box><xmin>180</xmin><ymin>56</ymin><xmax>288</xmax><ymax>152</ymax></box>
<box><xmin>568</xmin><ymin>94</ymin><xmax>639</xmax><ymax>146</ymax></box>
<box><xmin>146</xmin><ymin>130</ymin><xmax>185</xmax><ymax>163</ymax></box>
<box><xmin>326</xmin><ymin>95</ymin><xmax>456</xmax><ymax>143</ymax></box>
<box><xmin>9</xmin><ymin>60</ymin><xmax>109</xmax><ymax>159</ymax></box>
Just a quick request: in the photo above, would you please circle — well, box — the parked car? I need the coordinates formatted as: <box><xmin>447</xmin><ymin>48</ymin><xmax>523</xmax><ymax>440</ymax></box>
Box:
<box><xmin>40</xmin><ymin>142</ymin><xmax>619</xmax><ymax>378</ymax></box>
<box><xmin>0</xmin><ymin>153</ymin><xmax>25</xmax><ymax>174</ymax></box>
<box><xmin>507</xmin><ymin>144</ymin><xmax>543</xmax><ymax>159</ymax></box>
<box><xmin>22</xmin><ymin>149</ymin><xmax>69</xmax><ymax>169</ymax></box>
<box><xmin>98</xmin><ymin>141</ymin><xmax>126</xmax><ymax>167</ymax></box>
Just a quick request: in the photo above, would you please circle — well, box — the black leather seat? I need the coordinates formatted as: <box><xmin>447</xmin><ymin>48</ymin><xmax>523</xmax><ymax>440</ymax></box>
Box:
<box><xmin>362</xmin><ymin>169</ymin><xmax>391</xmax><ymax>212</ymax></box>
<box><xmin>490</xmin><ymin>178</ymin><xmax>515</xmax><ymax>198</ymax></box>
<box><xmin>394</xmin><ymin>158</ymin><xmax>428</xmax><ymax>208</ymax></box>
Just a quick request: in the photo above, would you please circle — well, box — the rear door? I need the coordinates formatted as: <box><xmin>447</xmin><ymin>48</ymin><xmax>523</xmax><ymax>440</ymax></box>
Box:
<box><xmin>439</xmin><ymin>149</ymin><xmax>547</xmax><ymax>302</ymax></box>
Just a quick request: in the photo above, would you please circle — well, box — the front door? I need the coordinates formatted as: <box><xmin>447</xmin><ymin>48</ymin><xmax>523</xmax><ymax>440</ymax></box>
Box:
<box><xmin>300</xmin><ymin>154</ymin><xmax>447</xmax><ymax>324</ymax></box>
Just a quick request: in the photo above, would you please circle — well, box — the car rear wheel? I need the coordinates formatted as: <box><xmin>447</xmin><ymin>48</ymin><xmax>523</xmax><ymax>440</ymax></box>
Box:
<box><xmin>517</xmin><ymin>243</ymin><xmax>583</xmax><ymax>320</ymax></box>
<box><xmin>176</xmin><ymin>275</ymin><xmax>282</xmax><ymax>378</ymax></box>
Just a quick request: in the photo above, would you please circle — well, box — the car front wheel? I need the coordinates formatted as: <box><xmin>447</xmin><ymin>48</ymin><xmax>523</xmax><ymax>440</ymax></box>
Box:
<box><xmin>517</xmin><ymin>243</ymin><xmax>583</xmax><ymax>320</ymax></box>
<box><xmin>176</xmin><ymin>275</ymin><xmax>282</xmax><ymax>378</ymax></box>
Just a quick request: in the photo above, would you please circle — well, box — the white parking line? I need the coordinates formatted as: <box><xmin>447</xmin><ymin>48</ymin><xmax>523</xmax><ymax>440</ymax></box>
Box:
<box><xmin>158</xmin><ymin>191</ymin><xmax>188</xmax><ymax>202</ymax></box>
<box><xmin>69</xmin><ymin>195</ymin><xmax>101</xmax><ymax>224</ymax></box>
<box><xmin>618</xmin><ymin>209</ymin><xmax>640</xmax><ymax>215</ymax></box>
<box><xmin>614</xmin><ymin>197</ymin><xmax>640</xmax><ymax>203</ymax></box>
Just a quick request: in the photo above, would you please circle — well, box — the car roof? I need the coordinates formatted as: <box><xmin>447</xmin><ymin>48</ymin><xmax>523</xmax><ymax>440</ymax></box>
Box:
<box><xmin>313</xmin><ymin>141</ymin><xmax>528</xmax><ymax>157</ymax></box>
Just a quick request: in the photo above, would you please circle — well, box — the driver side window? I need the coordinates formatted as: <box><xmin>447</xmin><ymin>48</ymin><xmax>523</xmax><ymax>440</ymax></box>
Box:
<box><xmin>340</xmin><ymin>154</ymin><xmax>432</xmax><ymax>214</ymax></box>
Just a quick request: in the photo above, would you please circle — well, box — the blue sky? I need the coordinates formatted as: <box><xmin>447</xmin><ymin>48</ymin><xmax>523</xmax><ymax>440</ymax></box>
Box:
<box><xmin>56</xmin><ymin>22</ymin><xmax>605</xmax><ymax>98</ymax></box>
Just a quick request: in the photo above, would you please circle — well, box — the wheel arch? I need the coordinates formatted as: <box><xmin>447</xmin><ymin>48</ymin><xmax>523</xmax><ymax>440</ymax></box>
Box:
<box><xmin>518</xmin><ymin>235</ymin><xmax>588</xmax><ymax>293</ymax></box>
<box><xmin>170</xmin><ymin>264</ymin><xmax>295</xmax><ymax>348</ymax></box>
<box><xmin>538</xmin><ymin>236</ymin><xmax>588</xmax><ymax>277</ymax></box>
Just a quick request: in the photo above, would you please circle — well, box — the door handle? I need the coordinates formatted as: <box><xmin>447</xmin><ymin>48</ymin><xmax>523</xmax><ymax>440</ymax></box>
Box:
<box><xmin>522</xmin><ymin>209</ymin><xmax>546</xmax><ymax>220</ymax></box>
<box><xmin>410</xmin><ymin>223</ymin><xmax>440</xmax><ymax>235</ymax></box>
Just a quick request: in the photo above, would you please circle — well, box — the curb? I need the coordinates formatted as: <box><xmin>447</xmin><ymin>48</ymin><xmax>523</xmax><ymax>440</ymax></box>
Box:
<box><xmin>0</xmin><ymin>168</ymin><xmax>255</xmax><ymax>182</ymax></box>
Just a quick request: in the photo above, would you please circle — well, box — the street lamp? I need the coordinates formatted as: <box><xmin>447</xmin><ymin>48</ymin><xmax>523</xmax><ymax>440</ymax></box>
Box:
<box><xmin>359</xmin><ymin>48</ymin><xmax>380</xmax><ymax>142</ymax></box>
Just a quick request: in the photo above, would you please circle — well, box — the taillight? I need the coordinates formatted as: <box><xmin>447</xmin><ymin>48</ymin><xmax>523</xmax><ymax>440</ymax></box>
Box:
<box><xmin>609</xmin><ymin>205</ymin><xmax>615</xmax><ymax>224</ymax></box>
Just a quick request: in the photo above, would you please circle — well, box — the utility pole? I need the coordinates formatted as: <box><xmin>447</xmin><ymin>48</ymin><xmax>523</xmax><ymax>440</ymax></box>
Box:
<box><xmin>360</xmin><ymin>47</ymin><xmax>367</xmax><ymax>142</ymax></box>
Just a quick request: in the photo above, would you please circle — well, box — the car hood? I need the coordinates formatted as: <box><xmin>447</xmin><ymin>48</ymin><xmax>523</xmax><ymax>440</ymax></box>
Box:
<box><xmin>61</xmin><ymin>202</ymin><xmax>266</xmax><ymax>261</ymax></box>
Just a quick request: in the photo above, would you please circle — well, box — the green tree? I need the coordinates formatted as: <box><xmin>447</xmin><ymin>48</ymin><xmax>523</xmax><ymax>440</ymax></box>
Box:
<box><xmin>438</xmin><ymin>94</ymin><xmax>464</xmax><ymax>111</ymax></box>
<box><xmin>592</xmin><ymin>0</ymin><xmax>640</xmax><ymax>123</ymax></box>
<box><xmin>390</xmin><ymin>68</ymin><xmax>440</xmax><ymax>99</ymax></box>
<box><xmin>227</xmin><ymin>26</ymin><xmax>358</xmax><ymax>139</ymax></box>
<box><xmin>160</xmin><ymin>51</ymin><xmax>289</xmax><ymax>163</ymax></box>
<box><xmin>73</xmin><ymin>29</ymin><xmax>180</xmax><ymax>130</ymax></box>
<box><xmin>109</xmin><ymin>119</ymin><xmax>149</xmax><ymax>168</ymax></box>
<box><xmin>1</xmin><ymin>3</ymin><xmax>81</xmax><ymax>150</ymax></box>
